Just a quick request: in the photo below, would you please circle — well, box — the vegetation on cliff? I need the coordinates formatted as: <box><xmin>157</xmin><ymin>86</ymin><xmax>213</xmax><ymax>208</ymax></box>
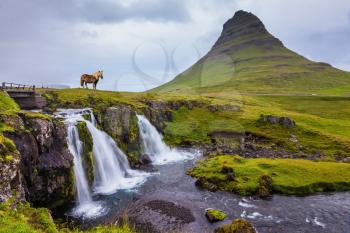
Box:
<box><xmin>188</xmin><ymin>155</ymin><xmax>350</xmax><ymax>195</ymax></box>
<box><xmin>76</xmin><ymin>121</ymin><xmax>94</xmax><ymax>185</ymax></box>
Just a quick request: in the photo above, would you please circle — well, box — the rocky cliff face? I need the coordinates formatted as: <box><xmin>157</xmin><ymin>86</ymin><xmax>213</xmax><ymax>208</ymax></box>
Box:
<box><xmin>2</xmin><ymin>114</ymin><xmax>75</xmax><ymax>208</ymax></box>
<box><xmin>0</xmin><ymin>145</ymin><xmax>25</xmax><ymax>203</ymax></box>
<box><xmin>100</xmin><ymin>106</ymin><xmax>142</xmax><ymax>167</ymax></box>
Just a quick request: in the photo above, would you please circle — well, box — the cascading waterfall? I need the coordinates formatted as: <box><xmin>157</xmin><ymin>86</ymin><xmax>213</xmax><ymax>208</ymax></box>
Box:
<box><xmin>66</xmin><ymin>119</ymin><xmax>103</xmax><ymax>218</ymax></box>
<box><xmin>85</xmin><ymin>113</ymin><xmax>146</xmax><ymax>194</ymax></box>
<box><xmin>60</xmin><ymin>109</ymin><xmax>148</xmax><ymax>217</ymax></box>
<box><xmin>137</xmin><ymin>114</ymin><xmax>194</xmax><ymax>165</ymax></box>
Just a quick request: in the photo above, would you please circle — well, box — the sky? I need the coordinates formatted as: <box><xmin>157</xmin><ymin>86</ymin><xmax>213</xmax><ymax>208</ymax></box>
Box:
<box><xmin>0</xmin><ymin>0</ymin><xmax>350</xmax><ymax>92</ymax></box>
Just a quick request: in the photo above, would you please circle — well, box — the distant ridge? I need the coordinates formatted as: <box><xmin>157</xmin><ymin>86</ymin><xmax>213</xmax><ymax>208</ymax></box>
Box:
<box><xmin>154</xmin><ymin>10</ymin><xmax>350</xmax><ymax>94</ymax></box>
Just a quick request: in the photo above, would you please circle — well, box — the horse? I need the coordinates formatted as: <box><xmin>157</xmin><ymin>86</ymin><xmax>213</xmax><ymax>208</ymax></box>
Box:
<box><xmin>80</xmin><ymin>71</ymin><xmax>103</xmax><ymax>89</ymax></box>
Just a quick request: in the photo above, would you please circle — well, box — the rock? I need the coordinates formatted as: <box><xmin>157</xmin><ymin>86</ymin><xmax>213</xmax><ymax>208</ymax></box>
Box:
<box><xmin>289</xmin><ymin>134</ymin><xmax>298</xmax><ymax>143</ymax></box>
<box><xmin>257</xmin><ymin>174</ymin><xmax>273</xmax><ymax>198</ymax></box>
<box><xmin>260</xmin><ymin>115</ymin><xmax>296</xmax><ymax>129</ymax></box>
<box><xmin>5</xmin><ymin>117</ymin><xmax>75</xmax><ymax>208</ymax></box>
<box><xmin>220</xmin><ymin>105</ymin><xmax>241</xmax><ymax>112</ymax></box>
<box><xmin>208</xmin><ymin>105</ymin><xmax>219</xmax><ymax>112</ymax></box>
<box><xmin>215</xmin><ymin>218</ymin><xmax>256</xmax><ymax>233</ymax></box>
<box><xmin>342</xmin><ymin>157</ymin><xmax>350</xmax><ymax>163</ymax></box>
<box><xmin>42</xmin><ymin>107</ymin><xmax>54</xmax><ymax>115</ymax></box>
<box><xmin>121</xmin><ymin>199</ymin><xmax>195</xmax><ymax>233</ymax></box>
<box><xmin>24</xmin><ymin>117</ymin><xmax>54</xmax><ymax>153</ymax></box>
<box><xmin>195</xmin><ymin>178</ymin><xmax>218</xmax><ymax>191</ymax></box>
<box><xmin>205</xmin><ymin>209</ymin><xmax>227</xmax><ymax>222</ymax></box>
<box><xmin>279</xmin><ymin>117</ymin><xmax>296</xmax><ymax>129</ymax></box>
<box><xmin>226</xmin><ymin>172</ymin><xmax>235</xmax><ymax>181</ymax></box>
<box><xmin>139</xmin><ymin>153</ymin><xmax>152</xmax><ymax>165</ymax></box>
<box><xmin>0</xmin><ymin>136</ymin><xmax>25</xmax><ymax>203</ymax></box>
<box><xmin>221</xmin><ymin>165</ymin><xmax>234</xmax><ymax>174</ymax></box>
<box><xmin>102</xmin><ymin>106</ymin><xmax>142</xmax><ymax>167</ymax></box>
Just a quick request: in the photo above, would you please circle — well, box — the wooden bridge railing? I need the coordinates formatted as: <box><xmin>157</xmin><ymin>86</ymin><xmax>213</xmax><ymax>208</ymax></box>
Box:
<box><xmin>1</xmin><ymin>82</ymin><xmax>36</xmax><ymax>91</ymax></box>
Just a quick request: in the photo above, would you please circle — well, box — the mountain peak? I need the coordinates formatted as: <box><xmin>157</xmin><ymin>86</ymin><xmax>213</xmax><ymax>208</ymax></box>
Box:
<box><xmin>154</xmin><ymin>10</ymin><xmax>350</xmax><ymax>94</ymax></box>
<box><xmin>213</xmin><ymin>10</ymin><xmax>281</xmax><ymax>48</ymax></box>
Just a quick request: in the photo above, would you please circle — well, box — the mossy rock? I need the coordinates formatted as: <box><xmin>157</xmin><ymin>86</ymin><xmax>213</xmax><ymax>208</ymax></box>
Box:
<box><xmin>257</xmin><ymin>174</ymin><xmax>272</xmax><ymax>198</ymax></box>
<box><xmin>205</xmin><ymin>209</ymin><xmax>227</xmax><ymax>222</ymax></box>
<box><xmin>76</xmin><ymin>121</ymin><xmax>94</xmax><ymax>185</ymax></box>
<box><xmin>215</xmin><ymin>218</ymin><xmax>256</xmax><ymax>233</ymax></box>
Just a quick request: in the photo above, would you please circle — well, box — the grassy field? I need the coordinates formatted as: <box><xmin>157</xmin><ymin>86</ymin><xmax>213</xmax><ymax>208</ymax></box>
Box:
<box><xmin>164</xmin><ymin>94</ymin><xmax>350</xmax><ymax>159</ymax></box>
<box><xmin>40</xmin><ymin>89</ymin><xmax>350</xmax><ymax>160</ymax></box>
<box><xmin>188</xmin><ymin>155</ymin><xmax>350</xmax><ymax>195</ymax></box>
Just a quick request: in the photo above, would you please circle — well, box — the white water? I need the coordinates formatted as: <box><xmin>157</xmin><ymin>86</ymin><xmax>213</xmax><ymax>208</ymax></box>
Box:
<box><xmin>136</xmin><ymin>115</ymin><xmax>195</xmax><ymax>165</ymax></box>
<box><xmin>85</xmin><ymin>113</ymin><xmax>147</xmax><ymax>194</ymax></box>
<box><xmin>60</xmin><ymin>109</ymin><xmax>149</xmax><ymax>217</ymax></box>
<box><xmin>66</xmin><ymin>119</ymin><xmax>104</xmax><ymax>218</ymax></box>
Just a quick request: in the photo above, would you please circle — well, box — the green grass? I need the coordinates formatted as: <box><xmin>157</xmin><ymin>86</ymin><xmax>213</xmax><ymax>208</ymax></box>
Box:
<box><xmin>39</xmin><ymin>89</ymin><xmax>350</xmax><ymax>160</ymax></box>
<box><xmin>163</xmin><ymin>94</ymin><xmax>350</xmax><ymax>159</ymax></box>
<box><xmin>188</xmin><ymin>155</ymin><xmax>350</xmax><ymax>195</ymax></box>
<box><xmin>0</xmin><ymin>91</ymin><xmax>19</xmax><ymax>114</ymax></box>
<box><xmin>0</xmin><ymin>201</ymin><xmax>135</xmax><ymax>233</ymax></box>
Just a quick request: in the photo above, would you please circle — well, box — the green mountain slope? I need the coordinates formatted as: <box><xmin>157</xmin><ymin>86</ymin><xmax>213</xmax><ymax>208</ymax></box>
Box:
<box><xmin>154</xmin><ymin>10</ymin><xmax>350</xmax><ymax>95</ymax></box>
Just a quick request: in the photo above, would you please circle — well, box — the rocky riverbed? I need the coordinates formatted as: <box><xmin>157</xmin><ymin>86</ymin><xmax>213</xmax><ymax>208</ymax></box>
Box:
<box><xmin>67</xmin><ymin>153</ymin><xmax>350</xmax><ymax>233</ymax></box>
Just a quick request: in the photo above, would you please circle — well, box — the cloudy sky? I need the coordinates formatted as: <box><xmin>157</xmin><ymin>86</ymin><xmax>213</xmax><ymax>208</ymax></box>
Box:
<box><xmin>1</xmin><ymin>0</ymin><xmax>349</xmax><ymax>91</ymax></box>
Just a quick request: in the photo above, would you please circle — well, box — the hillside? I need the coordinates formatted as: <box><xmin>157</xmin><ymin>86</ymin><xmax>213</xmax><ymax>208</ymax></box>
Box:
<box><xmin>154</xmin><ymin>10</ymin><xmax>350</xmax><ymax>95</ymax></box>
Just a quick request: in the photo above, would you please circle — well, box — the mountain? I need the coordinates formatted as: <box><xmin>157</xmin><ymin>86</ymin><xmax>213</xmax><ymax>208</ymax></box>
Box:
<box><xmin>153</xmin><ymin>10</ymin><xmax>350</xmax><ymax>95</ymax></box>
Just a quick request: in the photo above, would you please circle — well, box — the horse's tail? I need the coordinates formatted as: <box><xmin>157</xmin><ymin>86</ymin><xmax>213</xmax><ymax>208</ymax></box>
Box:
<box><xmin>80</xmin><ymin>76</ymin><xmax>84</xmax><ymax>87</ymax></box>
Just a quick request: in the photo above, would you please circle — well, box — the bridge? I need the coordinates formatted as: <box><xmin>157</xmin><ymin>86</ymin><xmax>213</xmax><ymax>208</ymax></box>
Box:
<box><xmin>1</xmin><ymin>82</ymin><xmax>47</xmax><ymax>109</ymax></box>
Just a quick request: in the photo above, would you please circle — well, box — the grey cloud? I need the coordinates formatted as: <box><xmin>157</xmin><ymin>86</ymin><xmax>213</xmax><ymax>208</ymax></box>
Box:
<box><xmin>24</xmin><ymin>0</ymin><xmax>191</xmax><ymax>24</ymax></box>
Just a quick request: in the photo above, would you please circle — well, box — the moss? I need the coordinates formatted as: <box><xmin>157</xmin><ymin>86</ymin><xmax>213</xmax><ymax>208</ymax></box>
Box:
<box><xmin>0</xmin><ymin>91</ymin><xmax>20</xmax><ymax>114</ymax></box>
<box><xmin>188</xmin><ymin>155</ymin><xmax>350</xmax><ymax>196</ymax></box>
<box><xmin>0</xmin><ymin>201</ymin><xmax>135</xmax><ymax>233</ymax></box>
<box><xmin>19</xmin><ymin>111</ymin><xmax>52</xmax><ymax>121</ymax></box>
<box><xmin>5</xmin><ymin>155</ymin><xmax>13</xmax><ymax>161</ymax></box>
<box><xmin>257</xmin><ymin>174</ymin><xmax>272</xmax><ymax>198</ymax></box>
<box><xmin>76</xmin><ymin>122</ymin><xmax>94</xmax><ymax>185</ymax></box>
<box><xmin>81</xmin><ymin>114</ymin><xmax>91</xmax><ymax>122</ymax></box>
<box><xmin>205</xmin><ymin>209</ymin><xmax>227</xmax><ymax>222</ymax></box>
<box><xmin>215</xmin><ymin>219</ymin><xmax>256</xmax><ymax>233</ymax></box>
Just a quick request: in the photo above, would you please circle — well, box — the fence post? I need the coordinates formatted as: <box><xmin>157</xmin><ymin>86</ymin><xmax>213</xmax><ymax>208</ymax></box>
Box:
<box><xmin>2</xmin><ymin>82</ymin><xmax>4</xmax><ymax>90</ymax></box>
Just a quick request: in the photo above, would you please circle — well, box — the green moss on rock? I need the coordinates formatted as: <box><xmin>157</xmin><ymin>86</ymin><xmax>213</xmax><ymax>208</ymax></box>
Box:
<box><xmin>215</xmin><ymin>219</ymin><xmax>256</xmax><ymax>233</ymax></box>
<box><xmin>205</xmin><ymin>209</ymin><xmax>227</xmax><ymax>222</ymax></box>
<box><xmin>76</xmin><ymin>121</ymin><xmax>94</xmax><ymax>185</ymax></box>
<box><xmin>257</xmin><ymin>174</ymin><xmax>272</xmax><ymax>198</ymax></box>
<box><xmin>188</xmin><ymin>155</ymin><xmax>350</xmax><ymax>196</ymax></box>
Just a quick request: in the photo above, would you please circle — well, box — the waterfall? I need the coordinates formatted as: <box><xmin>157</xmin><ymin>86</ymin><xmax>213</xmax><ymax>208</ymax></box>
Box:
<box><xmin>66</xmin><ymin>121</ymin><xmax>103</xmax><ymax>218</ymax></box>
<box><xmin>84</xmin><ymin>118</ymin><xmax>146</xmax><ymax>195</ymax></box>
<box><xmin>67</xmin><ymin>125</ymin><xmax>92</xmax><ymax>205</ymax></box>
<box><xmin>136</xmin><ymin>115</ymin><xmax>194</xmax><ymax>165</ymax></box>
<box><xmin>60</xmin><ymin>109</ymin><xmax>148</xmax><ymax>217</ymax></box>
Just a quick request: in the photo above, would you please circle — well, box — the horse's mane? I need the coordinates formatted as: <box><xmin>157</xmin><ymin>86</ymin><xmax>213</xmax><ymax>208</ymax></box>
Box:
<box><xmin>92</xmin><ymin>71</ymin><xmax>101</xmax><ymax>78</ymax></box>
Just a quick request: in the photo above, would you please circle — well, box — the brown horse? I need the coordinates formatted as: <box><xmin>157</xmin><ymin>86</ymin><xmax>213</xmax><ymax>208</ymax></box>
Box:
<box><xmin>80</xmin><ymin>71</ymin><xmax>103</xmax><ymax>89</ymax></box>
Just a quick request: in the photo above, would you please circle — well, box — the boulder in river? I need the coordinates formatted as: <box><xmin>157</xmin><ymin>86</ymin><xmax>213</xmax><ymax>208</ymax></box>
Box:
<box><xmin>121</xmin><ymin>199</ymin><xmax>195</xmax><ymax>233</ymax></box>
<box><xmin>205</xmin><ymin>209</ymin><xmax>227</xmax><ymax>222</ymax></box>
<box><xmin>214</xmin><ymin>218</ymin><xmax>256</xmax><ymax>233</ymax></box>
